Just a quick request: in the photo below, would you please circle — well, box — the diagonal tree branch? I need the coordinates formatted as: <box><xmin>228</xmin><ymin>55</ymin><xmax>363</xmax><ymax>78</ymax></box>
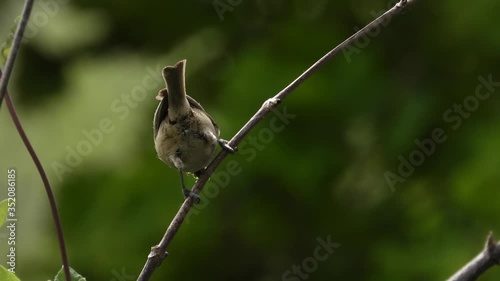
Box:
<box><xmin>1</xmin><ymin>70</ymin><xmax>71</xmax><ymax>281</ymax></box>
<box><xmin>0</xmin><ymin>0</ymin><xmax>34</xmax><ymax>109</ymax></box>
<box><xmin>137</xmin><ymin>0</ymin><xmax>415</xmax><ymax>280</ymax></box>
<box><xmin>447</xmin><ymin>232</ymin><xmax>500</xmax><ymax>281</ymax></box>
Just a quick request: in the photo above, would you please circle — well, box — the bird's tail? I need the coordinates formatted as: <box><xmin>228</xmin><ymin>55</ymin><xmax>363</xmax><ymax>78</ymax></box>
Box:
<box><xmin>162</xmin><ymin>59</ymin><xmax>190</xmax><ymax>118</ymax></box>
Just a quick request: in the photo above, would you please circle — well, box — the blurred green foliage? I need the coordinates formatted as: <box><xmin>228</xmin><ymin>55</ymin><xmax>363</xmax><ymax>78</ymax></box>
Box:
<box><xmin>1</xmin><ymin>0</ymin><xmax>500</xmax><ymax>280</ymax></box>
<box><xmin>54</xmin><ymin>267</ymin><xmax>86</xmax><ymax>281</ymax></box>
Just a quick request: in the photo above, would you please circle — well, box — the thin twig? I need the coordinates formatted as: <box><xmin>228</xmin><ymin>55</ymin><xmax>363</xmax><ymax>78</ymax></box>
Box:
<box><xmin>0</xmin><ymin>0</ymin><xmax>70</xmax><ymax>279</ymax></box>
<box><xmin>137</xmin><ymin>0</ymin><xmax>415</xmax><ymax>280</ymax></box>
<box><xmin>0</xmin><ymin>71</ymin><xmax>71</xmax><ymax>281</ymax></box>
<box><xmin>447</xmin><ymin>232</ymin><xmax>500</xmax><ymax>281</ymax></box>
<box><xmin>0</xmin><ymin>0</ymin><xmax>34</xmax><ymax>109</ymax></box>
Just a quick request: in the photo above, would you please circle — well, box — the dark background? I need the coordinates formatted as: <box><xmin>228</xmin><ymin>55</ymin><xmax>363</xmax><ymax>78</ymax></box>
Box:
<box><xmin>1</xmin><ymin>0</ymin><xmax>500</xmax><ymax>280</ymax></box>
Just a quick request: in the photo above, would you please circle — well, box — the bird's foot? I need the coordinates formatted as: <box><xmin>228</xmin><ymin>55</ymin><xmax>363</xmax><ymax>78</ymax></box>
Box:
<box><xmin>182</xmin><ymin>188</ymin><xmax>201</xmax><ymax>204</ymax></box>
<box><xmin>194</xmin><ymin>168</ymin><xmax>206</xmax><ymax>178</ymax></box>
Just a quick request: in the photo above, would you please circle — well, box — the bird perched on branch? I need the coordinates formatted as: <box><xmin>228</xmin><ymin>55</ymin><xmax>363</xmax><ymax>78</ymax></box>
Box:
<box><xmin>153</xmin><ymin>59</ymin><xmax>235</xmax><ymax>201</ymax></box>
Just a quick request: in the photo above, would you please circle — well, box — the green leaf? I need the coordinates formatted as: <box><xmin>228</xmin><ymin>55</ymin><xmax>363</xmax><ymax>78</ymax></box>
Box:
<box><xmin>0</xmin><ymin>265</ymin><xmax>20</xmax><ymax>281</ymax></box>
<box><xmin>0</xmin><ymin>16</ymin><xmax>20</xmax><ymax>66</ymax></box>
<box><xmin>54</xmin><ymin>267</ymin><xmax>86</xmax><ymax>281</ymax></box>
<box><xmin>0</xmin><ymin>199</ymin><xmax>8</xmax><ymax>228</ymax></box>
<box><xmin>1</xmin><ymin>43</ymin><xmax>11</xmax><ymax>66</ymax></box>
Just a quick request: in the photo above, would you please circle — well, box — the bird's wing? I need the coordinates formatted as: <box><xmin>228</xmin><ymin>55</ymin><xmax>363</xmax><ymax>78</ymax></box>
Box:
<box><xmin>153</xmin><ymin>91</ymin><xmax>220</xmax><ymax>139</ymax></box>
<box><xmin>186</xmin><ymin>95</ymin><xmax>220</xmax><ymax>135</ymax></box>
<box><xmin>153</xmin><ymin>89</ymin><xmax>169</xmax><ymax>139</ymax></box>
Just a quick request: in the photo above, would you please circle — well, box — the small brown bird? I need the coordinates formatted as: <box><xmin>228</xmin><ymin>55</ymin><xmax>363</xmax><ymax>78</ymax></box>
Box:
<box><xmin>153</xmin><ymin>59</ymin><xmax>234</xmax><ymax>201</ymax></box>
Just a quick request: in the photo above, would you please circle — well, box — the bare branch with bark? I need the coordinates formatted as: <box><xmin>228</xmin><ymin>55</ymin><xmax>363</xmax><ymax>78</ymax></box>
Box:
<box><xmin>447</xmin><ymin>232</ymin><xmax>500</xmax><ymax>281</ymax></box>
<box><xmin>136</xmin><ymin>0</ymin><xmax>416</xmax><ymax>280</ymax></box>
